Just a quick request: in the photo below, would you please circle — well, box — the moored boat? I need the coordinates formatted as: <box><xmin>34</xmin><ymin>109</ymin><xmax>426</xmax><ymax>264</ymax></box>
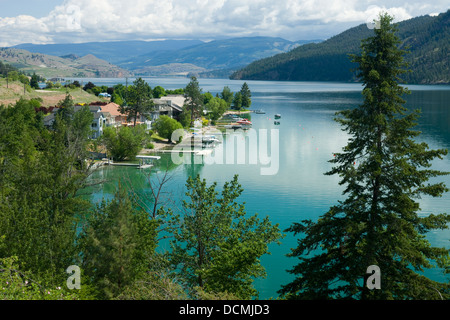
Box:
<box><xmin>237</xmin><ymin>118</ymin><xmax>252</xmax><ymax>125</ymax></box>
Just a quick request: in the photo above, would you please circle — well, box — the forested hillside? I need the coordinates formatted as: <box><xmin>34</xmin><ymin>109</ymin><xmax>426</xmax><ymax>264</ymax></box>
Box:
<box><xmin>118</xmin><ymin>37</ymin><xmax>306</xmax><ymax>75</ymax></box>
<box><xmin>231</xmin><ymin>10</ymin><xmax>449</xmax><ymax>84</ymax></box>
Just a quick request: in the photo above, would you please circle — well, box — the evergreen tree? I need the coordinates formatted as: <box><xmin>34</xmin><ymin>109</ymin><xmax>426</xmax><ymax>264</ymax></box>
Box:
<box><xmin>232</xmin><ymin>92</ymin><xmax>242</xmax><ymax>110</ymax></box>
<box><xmin>183</xmin><ymin>76</ymin><xmax>203</xmax><ymax>127</ymax></box>
<box><xmin>0</xmin><ymin>99</ymin><xmax>93</xmax><ymax>286</ymax></box>
<box><xmin>56</xmin><ymin>93</ymin><xmax>75</xmax><ymax>124</ymax></box>
<box><xmin>240</xmin><ymin>82</ymin><xmax>252</xmax><ymax>109</ymax></box>
<box><xmin>280</xmin><ymin>13</ymin><xmax>450</xmax><ymax>300</ymax></box>
<box><xmin>120</xmin><ymin>77</ymin><xmax>154</xmax><ymax>127</ymax></box>
<box><xmin>79</xmin><ymin>182</ymin><xmax>158</xmax><ymax>299</ymax></box>
<box><xmin>30</xmin><ymin>72</ymin><xmax>40</xmax><ymax>89</ymax></box>
<box><xmin>167</xmin><ymin>175</ymin><xmax>282</xmax><ymax>299</ymax></box>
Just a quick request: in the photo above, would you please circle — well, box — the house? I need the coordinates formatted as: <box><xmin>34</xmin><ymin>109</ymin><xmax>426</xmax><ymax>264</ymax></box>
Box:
<box><xmin>151</xmin><ymin>94</ymin><xmax>185</xmax><ymax>124</ymax></box>
<box><xmin>43</xmin><ymin>104</ymin><xmax>109</xmax><ymax>139</ymax></box>
<box><xmin>99</xmin><ymin>102</ymin><xmax>126</xmax><ymax>128</ymax></box>
<box><xmin>41</xmin><ymin>100</ymin><xmax>171</xmax><ymax>137</ymax></box>
<box><xmin>42</xmin><ymin>109</ymin><xmax>58</xmax><ymax>127</ymax></box>
<box><xmin>99</xmin><ymin>102</ymin><xmax>145</xmax><ymax>128</ymax></box>
<box><xmin>74</xmin><ymin>105</ymin><xmax>106</xmax><ymax>139</ymax></box>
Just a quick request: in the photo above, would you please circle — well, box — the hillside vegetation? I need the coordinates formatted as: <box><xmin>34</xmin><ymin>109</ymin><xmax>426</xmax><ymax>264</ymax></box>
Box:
<box><xmin>0</xmin><ymin>78</ymin><xmax>108</xmax><ymax>107</ymax></box>
<box><xmin>12</xmin><ymin>37</ymin><xmax>319</xmax><ymax>78</ymax></box>
<box><xmin>0</xmin><ymin>48</ymin><xmax>131</xmax><ymax>79</ymax></box>
<box><xmin>231</xmin><ymin>10</ymin><xmax>450</xmax><ymax>84</ymax></box>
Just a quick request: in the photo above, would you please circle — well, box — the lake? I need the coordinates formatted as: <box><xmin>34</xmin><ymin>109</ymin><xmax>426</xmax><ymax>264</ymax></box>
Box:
<box><xmin>80</xmin><ymin>77</ymin><xmax>450</xmax><ymax>299</ymax></box>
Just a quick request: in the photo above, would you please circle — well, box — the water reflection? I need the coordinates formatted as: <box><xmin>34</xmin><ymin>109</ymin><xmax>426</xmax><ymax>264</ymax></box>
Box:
<box><xmin>82</xmin><ymin>81</ymin><xmax>450</xmax><ymax>299</ymax></box>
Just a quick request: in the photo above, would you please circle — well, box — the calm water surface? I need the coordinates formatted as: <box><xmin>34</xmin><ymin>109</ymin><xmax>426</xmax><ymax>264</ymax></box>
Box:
<box><xmin>81</xmin><ymin>78</ymin><xmax>450</xmax><ymax>299</ymax></box>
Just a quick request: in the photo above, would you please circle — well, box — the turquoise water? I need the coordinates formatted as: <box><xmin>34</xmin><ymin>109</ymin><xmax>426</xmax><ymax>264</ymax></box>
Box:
<box><xmin>82</xmin><ymin>78</ymin><xmax>450</xmax><ymax>299</ymax></box>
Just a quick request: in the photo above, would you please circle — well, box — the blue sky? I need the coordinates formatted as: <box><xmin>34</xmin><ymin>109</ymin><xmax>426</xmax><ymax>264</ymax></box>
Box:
<box><xmin>0</xmin><ymin>0</ymin><xmax>63</xmax><ymax>17</ymax></box>
<box><xmin>0</xmin><ymin>0</ymin><xmax>448</xmax><ymax>47</ymax></box>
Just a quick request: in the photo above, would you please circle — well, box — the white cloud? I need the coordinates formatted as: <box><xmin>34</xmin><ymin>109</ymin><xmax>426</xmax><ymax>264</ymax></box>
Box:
<box><xmin>0</xmin><ymin>0</ymin><xmax>448</xmax><ymax>46</ymax></box>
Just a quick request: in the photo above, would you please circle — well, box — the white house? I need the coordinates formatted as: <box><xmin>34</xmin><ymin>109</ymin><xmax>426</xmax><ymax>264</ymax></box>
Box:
<box><xmin>74</xmin><ymin>105</ymin><xmax>107</xmax><ymax>139</ymax></box>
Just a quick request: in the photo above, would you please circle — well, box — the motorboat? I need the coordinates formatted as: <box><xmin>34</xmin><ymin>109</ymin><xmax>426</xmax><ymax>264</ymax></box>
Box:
<box><xmin>237</xmin><ymin>118</ymin><xmax>252</xmax><ymax>125</ymax></box>
<box><xmin>202</xmin><ymin>135</ymin><xmax>221</xmax><ymax>144</ymax></box>
<box><xmin>274</xmin><ymin>114</ymin><xmax>281</xmax><ymax>119</ymax></box>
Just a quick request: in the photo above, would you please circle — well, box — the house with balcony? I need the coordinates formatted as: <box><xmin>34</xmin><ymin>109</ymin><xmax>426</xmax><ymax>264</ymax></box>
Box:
<box><xmin>150</xmin><ymin>94</ymin><xmax>185</xmax><ymax>124</ymax></box>
<box><xmin>74</xmin><ymin>105</ymin><xmax>107</xmax><ymax>139</ymax></box>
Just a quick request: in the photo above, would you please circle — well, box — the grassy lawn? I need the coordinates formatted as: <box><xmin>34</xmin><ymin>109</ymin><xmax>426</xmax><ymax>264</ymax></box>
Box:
<box><xmin>0</xmin><ymin>78</ymin><xmax>109</xmax><ymax>107</ymax></box>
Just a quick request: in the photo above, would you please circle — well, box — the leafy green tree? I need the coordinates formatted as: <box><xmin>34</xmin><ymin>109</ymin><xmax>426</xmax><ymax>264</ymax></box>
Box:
<box><xmin>6</xmin><ymin>70</ymin><xmax>19</xmax><ymax>81</ymax></box>
<box><xmin>203</xmin><ymin>92</ymin><xmax>213</xmax><ymax>105</ymax></box>
<box><xmin>205</xmin><ymin>97</ymin><xmax>228</xmax><ymax>121</ymax></box>
<box><xmin>121</xmin><ymin>77</ymin><xmax>154</xmax><ymax>127</ymax></box>
<box><xmin>102</xmin><ymin>125</ymin><xmax>146</xmax><ymax>161</ymax></box>
<box><xmin>153</xmin><ymin>115</ymin><xmax>183</xmax><ymax>143</ymax></box>
<box><xmin>111</xmin><ymin>92</ymin><xmax>124</xmax><ymax>106</ymax></box>
<box><xmin>45</xmin><ymin>81</ymin><xmax>54</xmax><ymax>89</ymax></box>
<box><xmin>280</xmin><ymin>13</ymin><xmax>450</xmax><ymax>300</ymax></box>
<box><xmin>220</xmin><ymin>86</ymin><xmax>234</xmax><ymax>107</ymax></box>
<box><xmin>184</xmin><ymin>76</ymin><xmax>203</xmax><ymax>127</ymax></box>
<box><xmin>0</xmin><ymin>256</ymin><xmax>80</xmax><ymax>300</ymax></box>
<box><xmin>79</xmin><ymin>182</ymin><xmax>158</xmax><ymax>299</ymax></box>
<box><xmin>167</xmin><ymin>175</ymin><xmax>282</xmax><ymax>299</ymax></box>
<box><xmin>83</xmin><ymin>81</ymin><xmax>96</xmax><ymax>91</ymax></box>
<box><xmin>153</xmin><ymin>85</ymin><xmax>166</xmax><ymax>99</ymax></box>
<box><xmin>166</xmin><ymin>88</ymin><xmax>185</xmax><ymax>95</ymax></box>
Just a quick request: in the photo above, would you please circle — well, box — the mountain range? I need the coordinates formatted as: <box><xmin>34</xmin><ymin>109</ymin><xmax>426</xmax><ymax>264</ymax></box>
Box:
<box><xmin>117</xmin><ymin>37</ymin><xmax>315</xmax><ymax>76</ymax></box>
<box><xmin>230</xmin><ymin>10</ymin><xmax>450</xmax><ymax>84</ymax></box>
<box><xmin>2</xmin><ymin>10</ymin><xmax>448</xmax><ymax>83</ymax></box>
<box><xmin>0</xmin><ymin>48</ymin><xmax>131</xmax><ymax>78</ymax></box>
<box><xmin>6</xmin><ymin>37</ymin><xmax>320</xmax><ymax>78</ymax></box>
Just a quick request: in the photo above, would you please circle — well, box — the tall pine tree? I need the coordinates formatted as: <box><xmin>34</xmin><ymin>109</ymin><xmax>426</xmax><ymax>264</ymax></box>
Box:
<box><xmin>120</xmin><ymin>77</ymin><xmax>154</xmax><ymax>127</ymax></box>
<box><xmin>184</xmin><ymin>76</ymin><xmax>203</xmax><ymax>127</ymax></box>
<box><xmin>79</xmin><ymin>182</ymin><xmax>158</xmax><ymax>299</ymax></box>
<box><xmin>280</xmin><ymin>13</ymin><xmax>450</xmax><ymax>300</ymax></box>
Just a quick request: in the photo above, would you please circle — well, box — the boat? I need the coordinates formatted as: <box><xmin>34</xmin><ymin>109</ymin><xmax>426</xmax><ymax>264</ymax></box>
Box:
<box><xmin>255</xmin><ymin>110</ymin><xmax>266</xmax><ymax>114</ymax></box>
<box><xmin>274</xmin><ymin>121</ymin><xmax>280</xmax><ymax>125</ymax></box>
<box><xmin>136</xmin><ymin>155</ymin><xmax>161</xmax><ymax>169</ymax></box>
<box><xmin>237</xmin><ymin>118</ymin><xmax>252</xmax><ymax>126</ymax></box>
<box><xmin>274</xmin><ymin>114</ymin><xmax>281</xmax><ymax>119</ymax></box>
<box><xmin>202</xmin><ymin>135</ymin><xmax>221</xmax><ymax>144</ymax></box>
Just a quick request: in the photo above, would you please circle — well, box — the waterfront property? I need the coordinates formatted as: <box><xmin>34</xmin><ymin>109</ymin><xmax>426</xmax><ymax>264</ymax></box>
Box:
<box><xmin>83</xmin><ymin>78</ymin><xmax>450</xmax><ymax>299</ymax></box>
<box><xmin>150</xmin><ymin>94</ymin><xmax>185</xmax><ymax>124</ymax></box>
<box><xmin>41</xmin><ymin>98</ymin><xmax>185</xmax><ymax>138</ymax></box>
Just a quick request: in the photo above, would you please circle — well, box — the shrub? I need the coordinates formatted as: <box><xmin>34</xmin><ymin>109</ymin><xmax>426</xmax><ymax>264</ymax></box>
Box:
<box><xmin>153</xmin><ymin>115</ymin><xmax>183</xmax><ymax>143</ymax></box>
